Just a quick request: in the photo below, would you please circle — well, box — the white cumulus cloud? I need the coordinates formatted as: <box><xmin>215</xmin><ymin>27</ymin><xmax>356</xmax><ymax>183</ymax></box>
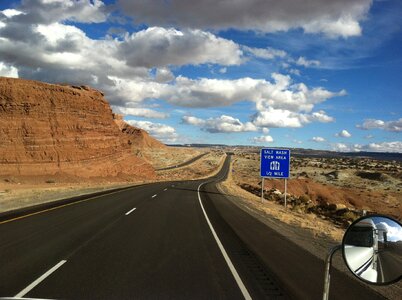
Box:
<box><xmin>356</xmin><ymin>118</ymin><xmax>402</xmax><ymax>132</ymax></box>
<box><xmin>252</xmin><ymin>108</ymin><xmax>306</xmax><ymax>128</ymax></box>
<box><xmin>362</xmin><ymin>141</ymin><xmax>402</xmax><ymax>153</ymax></box>
<box><xmin>19</xmin><ymin>0</ymin><xmax>108</xmax><ymax>24</ymax></box>
<box><xmin>376</xmin><ymin>222</ymin><xmax>402</xmax><ymax>242</ymax></box>
<box><xmin>117</xmin><ymin>27</ymin><xmax>243</xmax><ymax>68</ymax></box>
<box><xmin>0</xmin><ymin>0</ymin><xmax>350</xmax><ymax>139</ymax></box>
<box><xmin>118</xmin><ymin>0</ymin><xmax>372</xmax><ymax>38</ymax></box>
<box><xmin>331</xmin><ymin>141</ymin><xmax>402</xmax><ymax>153</ymax></box>
<box><xmin>155</xmin><ymin>67</ymin><xmax>175</xmax><ymax>83</ymax></box>
<box><xmin>253</xmin><ymin>135</ymin><xmax>274</xmax><ymax>144</ymax></box>
<box><xmin>0</xmin><ymin>1</ymin><xmax>346</xmax><ymax>126</ymax></box>
<box><xmin>332</xmin><ymin>143</ymin><xmax>350</xmax><ymax>152</ymax></box>
<box><xmin>252</xmin><ymin>107</ymin><xmax>334</xmax><ymax>128</ymax></box>
<box><xmin>335</xmin><ymin>129</ymin><xmax>352</xmax><ymax>138</ymax></box>
<box><xmin>0</xmin><ymin>62</ymin><xmax>18</xmax><ymax>77</ymax></box>
<box><xmin>312</xmin><ymin>136</ymin><xmax>326</xmax><ymax>142</ymax></box>
<box><xmin>113</xmin><ymin>107</ymin><xmax>169</xmax><ymax>119</ymax></box>
<box><xmin>182</xmin><ymin>115</ymin><xmax>257</xmax><ymax>133</ymax></box>
<box><xmin>126</xmin><ymin>120</ymin><xmax>179</xmax><ymax>143</ymax></box>
<box><xmin>295</xmin><ymin>56</ymin><xmax>321</xmax><ymax>67</ymax></box>
<box><xmin>219</xmin><ymin>67</ymin><xmax>227</xmax><ymax>74</ymax></box>
<box><xmin>309</xmin><ymin>110</ymin><xmax>335</xmax><ymax>123</ymax></box>
<box><xmin>154</xmin><ymin>73</ymin><xmax>345</xmax><ymax>113</ymax></box>
<box><xmin>243</xmin><ymin>46</ymin><xmax>287</xmax><ymax>60</ymax></box>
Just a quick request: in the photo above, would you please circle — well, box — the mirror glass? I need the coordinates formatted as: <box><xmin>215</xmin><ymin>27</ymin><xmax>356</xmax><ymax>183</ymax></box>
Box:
<box><xmin>342</xmin><ymin>215</ymin><xmax>402</xmax><ymax>285</ymax></box>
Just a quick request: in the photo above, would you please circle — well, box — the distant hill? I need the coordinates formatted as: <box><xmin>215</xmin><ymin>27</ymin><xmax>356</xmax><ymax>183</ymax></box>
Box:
<box><xmin>170</xmin><ymin>144</ymin><xmax>402</xmax><ymax>161</ymax></box>
<box><xmin>292</xmin><ymin>149</ymin><xmax>402</xmax><ymax>162</ymax></box>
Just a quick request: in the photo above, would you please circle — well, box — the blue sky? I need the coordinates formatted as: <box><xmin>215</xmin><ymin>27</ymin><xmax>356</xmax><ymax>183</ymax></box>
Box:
<box><xmin>0</xmin><ymin>0</ymin><xmax>401</xmax><ymax>152</ymax></box>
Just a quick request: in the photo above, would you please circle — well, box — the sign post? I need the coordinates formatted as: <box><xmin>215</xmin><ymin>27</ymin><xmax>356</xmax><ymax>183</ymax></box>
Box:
<box><xmin>260</xmin><ymin>148</ymin><xmax>291</xmax><ymax>209</ymax></box>
<box><xmin>261</xmin><ymin>177</ymin><xmax>265</xmax><ymax>203</ymax></box>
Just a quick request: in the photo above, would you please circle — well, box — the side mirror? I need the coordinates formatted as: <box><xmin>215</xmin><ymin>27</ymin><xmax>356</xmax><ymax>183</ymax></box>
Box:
<box><xmin>342</xmin><ymin>215</ymin><xmax>402</xmax><ymax>285</ymax></box>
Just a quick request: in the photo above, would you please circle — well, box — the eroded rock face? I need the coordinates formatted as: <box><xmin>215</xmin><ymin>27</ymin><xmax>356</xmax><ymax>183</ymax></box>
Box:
<box><xmin>113</xmin><ymin>114</ymin><xmax>166</xmax><ymax>149</ymax></box>
<box><xmin>0</xmin><ymin>77</ymin><xmax>155</xmax><ymax>179</ymax></box>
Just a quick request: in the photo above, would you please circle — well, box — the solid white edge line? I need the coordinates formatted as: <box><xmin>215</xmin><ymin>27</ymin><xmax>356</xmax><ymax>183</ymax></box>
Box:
<box><xmin>152</xmin><ymin>194</ymin><xmax>157</xmax><ymax>198</ymax></box>
<box><xmin>125</xmin><ymin>207</ymin><xmax>137</xmax><ymax>215</ymax></box>
<box><xmin>197</xmin><ymin>181</ymin><xmax>252</xmax><ymax>300</ymax></box>
<box><xmin>15</xmin><ymin>260</ymin><xmax>67</xmax><ymax>298</ymax></box>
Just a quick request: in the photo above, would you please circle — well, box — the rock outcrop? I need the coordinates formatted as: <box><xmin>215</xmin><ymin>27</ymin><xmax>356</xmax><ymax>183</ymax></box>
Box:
<box><xmin>113</xmin><ymin>114</ymin><xmax>166</xmax><ymax>149</ymax></box>
<box><xmin>0</xmin><ymin>77</ymin><xmax>156</xmax><ymax>179</ymax></box>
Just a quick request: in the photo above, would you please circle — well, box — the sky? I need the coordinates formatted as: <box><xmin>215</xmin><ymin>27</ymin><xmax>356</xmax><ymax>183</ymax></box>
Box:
<box><xmin>374</xmin><ymin>219</ymin><xmax>402</xmax><ymax>242</ymax></box>
<box><xmin>0</xmin><ymin>0</ymin><xmax>401</xmax><ymax>152</ymax></box>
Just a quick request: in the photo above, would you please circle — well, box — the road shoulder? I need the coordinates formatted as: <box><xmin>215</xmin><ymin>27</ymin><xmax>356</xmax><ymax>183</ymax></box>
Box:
<box><xmin>216</xmin><ymin>162</ymin><xmax>402</xmax><ymax>299</ymax></box>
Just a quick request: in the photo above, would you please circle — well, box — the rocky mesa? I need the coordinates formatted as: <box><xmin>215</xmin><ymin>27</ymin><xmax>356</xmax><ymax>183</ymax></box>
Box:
<box><xmin>0</xmin><ymin>77</ymin><xmax>156</xmax><ymax>180</ymax></box>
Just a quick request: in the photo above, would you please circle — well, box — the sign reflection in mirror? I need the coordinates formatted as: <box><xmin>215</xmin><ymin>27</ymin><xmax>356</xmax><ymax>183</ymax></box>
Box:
<box><xmin>343</xmin><ymin>216</ymin><xmax>402</xmax><ymax>284</ymax></box>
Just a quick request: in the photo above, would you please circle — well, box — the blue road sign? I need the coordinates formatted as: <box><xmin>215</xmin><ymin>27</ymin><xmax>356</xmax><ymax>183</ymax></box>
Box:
<box><xmin>260</xmin><ymin>148</ymin><xmax>290</xmax><ymax>178</ymax></box>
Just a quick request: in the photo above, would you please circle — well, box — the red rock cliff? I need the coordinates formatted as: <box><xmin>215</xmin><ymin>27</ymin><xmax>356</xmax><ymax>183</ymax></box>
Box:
<box><xmin>0</xmin><ymin>77</ymin><xmax>155</xmax><ymax>179</ymax></box>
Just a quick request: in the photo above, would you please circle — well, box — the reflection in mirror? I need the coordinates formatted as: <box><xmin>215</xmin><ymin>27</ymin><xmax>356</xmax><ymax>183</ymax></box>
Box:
<box><xmin>343</xmin><ymin>216</ymin><xmax>402</xmax><ymax>285</ymax></box>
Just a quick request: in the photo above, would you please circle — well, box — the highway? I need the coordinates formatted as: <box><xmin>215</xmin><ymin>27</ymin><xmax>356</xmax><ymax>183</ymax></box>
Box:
<box><xmin>378</xmin><ymin>249</ymin><xmax>402</xmax><ymax>283</ymax></box>
<box><xmin>0</xmin><ymin>155</ymin><xmax>387</xmax><ymax>299</ymax></box>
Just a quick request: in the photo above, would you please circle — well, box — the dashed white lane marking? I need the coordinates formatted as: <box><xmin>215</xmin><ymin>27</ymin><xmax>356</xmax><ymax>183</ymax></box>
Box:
<box><xmin>152</xmin><ymin>194</ymin><xmax>157</xmax><ymax>198</ymax></box>
<box><xmin>15</xmin><ymin>260</ymin><xmax>67</xmax><ymax>298</ymax></box>
<box><xmin>197</xmin><ymin>181</ymin><xmax>252</xmax><ymax>300</ymax></box>
<box><xmin>125</xmin><ymin>207</ymin><xmax>137</xmax><ymax>215</ymax></box>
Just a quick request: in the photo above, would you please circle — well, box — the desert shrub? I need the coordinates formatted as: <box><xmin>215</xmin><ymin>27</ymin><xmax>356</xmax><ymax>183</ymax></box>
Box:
<box><xmin>291</xmin><ymin>204</ymin><xmax>306</xmax><ymax>213</ymax></box>
<box><xmin>355</xmin><ymin>171</ymin><xmax>386</xmax><ymax>181</ymax></box>
<box><xmin>45</xmin><ymin>179</ymin><xmax>56</xmax><ymax>184</ymax></box>
<box><xmin>341</xmin><ymin>211</ymin><xmax>359</xmax><ymax>222</ymax></box>
<box><xmin>299</xmin><ymin>194</ymin><xmax>310</xmax><ymax>203</ymax></box>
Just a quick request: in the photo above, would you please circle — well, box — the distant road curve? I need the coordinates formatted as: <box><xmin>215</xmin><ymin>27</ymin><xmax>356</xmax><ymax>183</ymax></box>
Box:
<box><xmin>156</xmin><ymin>152</ymin><xmax>209</xmax><ymax>171</ymax></box>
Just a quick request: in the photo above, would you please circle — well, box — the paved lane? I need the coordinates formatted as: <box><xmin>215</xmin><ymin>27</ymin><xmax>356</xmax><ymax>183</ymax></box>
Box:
<box><xmin>0</xmin><ymin>154</ymin><xmax>389</xmax><ymax>299</ymax></box>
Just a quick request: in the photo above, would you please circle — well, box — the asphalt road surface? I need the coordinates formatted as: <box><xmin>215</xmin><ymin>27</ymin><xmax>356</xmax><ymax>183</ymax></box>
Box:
<box><xmin>0</xmin><ymin>155</ymin><xmax>387</xmax><ymax>299</ymax></box>
<box><xmin>378</xmin><ymin>250</ymin><xmax>402</xmax><ymax>283</ymax></box>
<box><xmin>156</xmin><ymin>152</ymin><xmax>209</xmax><ymax>171</ymax></box>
